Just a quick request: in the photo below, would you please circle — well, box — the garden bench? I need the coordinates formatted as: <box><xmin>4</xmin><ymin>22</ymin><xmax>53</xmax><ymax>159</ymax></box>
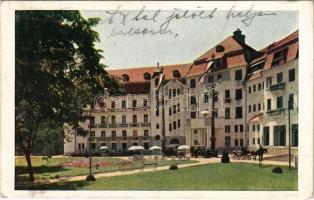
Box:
<box><xmin>142</xmin><ymin>162</ymin><xmax>158</xmax><ymax>172</ymax></box>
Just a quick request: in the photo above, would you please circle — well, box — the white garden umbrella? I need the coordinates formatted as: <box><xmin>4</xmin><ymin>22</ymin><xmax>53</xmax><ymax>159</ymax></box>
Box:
<box><xmin>99</xmin><ymin>146</ymin><xmax>108</xmax><ymax>150</ymax></box>
<box><xmin>149</xmin><ymin>145</ymin><xmax>162</xmax><ymax>151</ymax></box>
<box><xmin>128</xmin><ymin>145</ymin><xmax>145</xmax><ymax>151</ymax></box>
<box><xmin>177</xmin><ymin>145</ymin><xmax>190</xmax><ymax>150</ymax></box>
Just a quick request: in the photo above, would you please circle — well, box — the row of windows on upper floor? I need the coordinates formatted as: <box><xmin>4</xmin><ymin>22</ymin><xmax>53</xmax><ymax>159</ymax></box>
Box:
<box><xmin>89</xmin><ymin>114</ymin><xmax>149</xmax><ymax>125</ymax></box>
<box><xmin>109</xmin><ymin>99</ymin><xmax>149</xmax><ymax>109</ymax></box>
<box><xmin>84</xmin><ymin>129</ymin><xmax>150</xmax><ymax>138</ymax></box>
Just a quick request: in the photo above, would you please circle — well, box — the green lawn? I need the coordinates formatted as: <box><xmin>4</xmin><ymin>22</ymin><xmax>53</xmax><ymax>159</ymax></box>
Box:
<box><xmin>17</xmin><ymin>163</ymin><xmax>297</xmax><ymax>191</ymax></box>
<box><xmin>15</xmin><ymin>156</ymin><xmax>197</xmax><ymax>181</ymax></box>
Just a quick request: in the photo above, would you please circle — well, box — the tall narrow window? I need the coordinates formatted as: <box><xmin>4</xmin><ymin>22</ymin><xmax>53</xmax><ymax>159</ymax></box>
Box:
<box><xmin>289</xmin><ymin>94</ymin><xmax>294</xmax><ymax>109</ymax></box>
<box><xmin>267</xmin><ymin>99</ymin><xmax>272</xmax><ymax>111</ymax></box>
<box><xmin>225</xmin><ymin>107</ymin><xmax>230</xmax><ymax>119</ymax></box>
<box><xmin>235</xmin><ymin>69</ymin><xmax>242</xmax><ymax>80</ymax></box>
<box><xmin>225</xmin><ymin>90</ymin><xmax>230</xmax><ymax>99</ymax></box>
<box><xmin>190</xmin><ymin>79</ymin><xmax>196</xmax><ymax>88</ymax></box>
<box><xmin>235</xmin><ymin>107</ymin><xmax>243</xmax><ymax>118</ymax></box>
<box><xmin>277</xmin><ymin>72</ymin><xmax>283</xmax><ymax>83</ymax></box>
<box><xmin>277</xmin><ymin>96</ymin><xmax>283</xmax><ymax>109</ymax></box>
<box><xmin>235</xmin><ymin>89</ymin><xmax>242</xmax><ymax>100</ymax></box>
<box><xmin>289</xmin><ymin>68</ymin><xmax>296</xmax><ymax>82</ymax></box>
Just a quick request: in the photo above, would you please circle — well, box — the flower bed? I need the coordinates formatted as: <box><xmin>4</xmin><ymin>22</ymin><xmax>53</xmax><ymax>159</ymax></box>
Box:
<box><xmin>61</xmin><ymin>160</ymin><xmax>112</xmax><ymax>168</ymax></box>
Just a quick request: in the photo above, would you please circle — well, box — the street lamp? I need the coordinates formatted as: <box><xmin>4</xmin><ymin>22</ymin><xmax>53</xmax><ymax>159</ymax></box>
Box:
<box><xmin>86</xmin><ymin>103</ymin><xmax>96</xmax><ymax>181</ymax></box>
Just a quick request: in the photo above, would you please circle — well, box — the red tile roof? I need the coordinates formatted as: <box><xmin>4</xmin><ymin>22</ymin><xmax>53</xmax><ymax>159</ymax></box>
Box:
<box><xmin>108</xmin><ymin>63</ymin><xmax>192</xmax><ymax>83</ymax></box>
<box><xmin>247</xmin><ymin>70</ymin><xmax>262</xmax><ymax>81</ymax></box>
<box><xmin>263</xmin><ymin>30</ymin><xmax>299</xmax><ymax>70</ymax></box>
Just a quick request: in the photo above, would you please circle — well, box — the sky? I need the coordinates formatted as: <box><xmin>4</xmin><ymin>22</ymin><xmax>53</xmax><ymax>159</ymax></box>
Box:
<box><xmin>81</xmin><ymin>8</ymin><xmax>298</xmax><ymax>69</ymax></box>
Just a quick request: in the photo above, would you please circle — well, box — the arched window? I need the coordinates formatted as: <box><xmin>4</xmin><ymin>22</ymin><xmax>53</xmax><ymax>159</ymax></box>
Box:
<box><xmin>173</xmin><ymin>70</ymin><xmax>181</xmax><ymax>78</ymax></box>
<box><xmin>143</xmin><ymin>72</ymin><xmax>151</xmax><ymax>80</ymax></box>
<box><xmin>155</xmin><ymin>135</ymin><xmax>161</xmax><ymax>140</ymax></box>
<box><xmin>122</xmin><ymin>74</ymin><xmax>129</xmax><ymax>82</ymax></box>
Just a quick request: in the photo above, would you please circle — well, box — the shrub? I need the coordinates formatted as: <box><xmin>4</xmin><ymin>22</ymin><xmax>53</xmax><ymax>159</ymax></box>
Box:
<box><xmin>169</xmin><ymin>164</ymin><xmax>178</xmax><ymax>170</ymax></box>
<box><xmin>221</xmin><ymin>151</ymin><xmax>230</xmax><ymax>163</ymax></box>
<box><xmin>55</xmin><ymin>174</ymin><xmax>60</xmax><ymax>179</ymax></box>
<box><xmin>272</xmin><ymin>167</ymin><xmax>283</xmax><ymax>174</ymax></box>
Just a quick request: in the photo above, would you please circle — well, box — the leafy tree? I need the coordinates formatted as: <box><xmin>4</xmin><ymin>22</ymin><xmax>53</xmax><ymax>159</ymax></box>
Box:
<box><xmin>15</xmin><ymin>11</ymin><xmax>120</xmax><ymax>181</ymax></box>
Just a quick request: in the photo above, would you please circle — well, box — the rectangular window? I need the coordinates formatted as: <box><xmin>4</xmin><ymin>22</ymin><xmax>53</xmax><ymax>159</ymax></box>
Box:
<box><xmin>253</xmin><ymin>104</ymin><xmax>256</xmax><ymax>112</ymax></box>
<box><xmin>225</xmin><ymin>90</ymin><xmax>230</xmax><ymax>99</ymax></box>
<box><xmin>90</xmin><ymin>116</ymin><xmax>95</xmax><ymax>125</ymax></box>
<box><xmin>169</xmin><ymin>108</ymin><xmax>172</xmax><ymax>116</ymax></box>
<box><xmin>78</xmin><ymin>143</ymin><xmax>81</xmax><ymax>150</ymax></box>
<box><xmin>253</xmin><ymin>85</ymin><xmax>256</xmax><ymax>92</ymax></box>
<box><xmin>191</xmin><ymin>112</ymin><xmax>196</xmax><ymax>118</ymax></box>
<box><xmin>257</xmin><ymin>124</ymin><xmax>260</xmax><ymax>131</ymax></box>
<box><xmin>111</xmin><ymin>131</ymin><xmax>116</xmax><ymax>138</ymax></box>
<box><xmin>277</xmin><ymin>96</ymin><xmax>283</xmax><ymax>109</ymax></box>
<box><xmin>178</xmin><ymin>119</ymin><xmax>181</xmax><ymax>128</ymax></box>
<box><xmin>133</xmin><ymin>130</ymin><xmax>138</xmax><ymax>137</ymax></box>
<box><xmin>292</xmin><ymin>124</ymin><xmax>298</xmax><ymax>146</ymax></box>
<box><xmin>225</xmin><ymin>136</ymin><xmax>231</xmax><ymax>146</ymax></box>
<box><xmin>101</xmin><ymin>116</ymin><xmax>106</xmax><ymax>124</ymax></box>
<box><xmin>122</xmin><ymin>115</ymin><xmax>126</xmax><ymax>124</ymax></box>
<box><xmin>132</xmin><ymin>100</ymin><xmax>137</xmax><ymax>108</ymax></box>
<box><xmin>258</xmin><ymin>83</ymin><xmax>261</xmax><ymax>90</ymax></box>
<box><xmin>225</xmin><ymin>107</ymin><xmax>230</xmax><ymax>119</ymax></box>
<box><xmin>272</xmin><ymin>48</ymin><xmax>288</xmax><ymax>66</ymax></box>
<box><xmin>101</xmin><ymin>131</ymin><xmax>106</xmax><ymax>138</ymax></box>
<box><xmin>253</xmin><ymin>138</ymin><xmax>256</xmax><ymax>145</ymax></box>
<box><xmin>234</xmin><ymin>139</ymin><xmax>238</xmax><ymax>146</ymax></box>
<box><xmin>173</xmin><ymin>121</ymin><xmax>177</xmax><ymax>130</ymax></box>
<box><xmin>248</xmin><ymin>105</ymin><xmax>251</xmax><ymax>113</ymax></box>
<box><xmin>112</xmin><ymin>143</ymin><xmax>116</xmax><ymax>150</ymax></box>
<box><xmin>169</xmin><ymin>123</ymin><xmax>172</xmax><ymax>131</ymax></box>
<box><xmin>111</xmin><ymin>115</ymin><xmax>116</xmax><ymax>124</ymax></box>
<box><xmin>266</xmin><ymin>77</ymin><xmax>272</xmax><ymax>88</ymax></box>
<box><xmin>263</xmin><ymin>127</ymin><xmax>270</xmax><ymax>146</ymax></box>
<box><xmin>82</xmin><ymin>143</ymin><xmax>85</xmax><ymax>149</ymax></box>
<box><xmin>91</xmin><ymin>143</ymin><xmax>96</xmax><ymax>149</ymax></box>
<box><xmin>277</xmin><ymin>72</ymin><xmax>283</xmax><ymax>83</ymax></box>
<box><xmin>249</xmin><ymin>86</ymin><xmax>251</xmax><ymax>94</ymax></box>
<box><xmin>177</xmin><ymin>103</ymin><xmax>181</xmax><ymax>112</ymax></box>
<box><xmin>235</xmin><ymin>69</ymin><xmax>242</xmax><ymax>80</ymax></box>
<box><xmin>143</xmin><ymin>99</ymin><xmax>148</xmax><ymax>108</ymax></box>
<box><xmin>190</xmin><ymin>96</ymin><xmax>197</xmax><ymax>105</ymax></box>
<box><xmin>289</xmin><ymin>94</ymin><xmax>294</xmax><ymax>109</ymax></box>
<box><xmin>274</xmin><ymin>125</ymin><xmax>286</xmax><ymax>146</ymax></box>
<box><xmin>225</xmin><ymin>125</ymin><xmax>231</xmax><ymax>133</ymax></box>
<box><xmin>169</xmin><ymin>89</ymin><xmax>172</xmax><ymax>98</ymax></box>
<box><xmin>144</xmin><ymin>142</ymin><xmax>149</xmax><ymax>150</ymax></box>
<box><xmin>253</xmin><ymin>125</ymin><xmax>255</xmax><ymax>131</ymax></box>
<box><xmin>173</xmin><ymin>105</ymin><xmax>177</xmax><ymax>114</ymax></box>
<box><xmin>190</xmin><ymin>79</ymin><xmax>196</xmax><ymax>88</ymax></box>
<box><xmin>235</xmin><ymin>89</ymin><xmax>242</xmax><ymax>100</ymax></box>
<box><xmin>258</xmin><ymin>103</ymin><xmax>261</xmax><ymax>111</ymax></box>
<box><xmin>144</xmin><ymin>130</ymin><xmax>149</xmax><ymax>137</ymax></box>
<box><xmin>132</xmin><ymin>115</ymin><xmax>137</xmax><ymax>123</ymax></box>
<box><xmin>122</xmin><ymin>100</ymin><xmax>126</xmax><ymax>109</ymax></box>
<box><xmin>144</xmin><ymin>114</ymin><xmax>148</xmax><ymax>123</ymax></box>
<box><xmin>173</xmin><ymin>89</ymin><xmax>177</xmax><ymax>97</ymax></box>
<box><xmin>240</xmin><ymin>125</ymin><xmax>244</xmax><ymax>132</ymax></box>
<box><xmin>267</xmin><ymin>99</ymin><xmax>272</xmax><ymax>111</ymax></box>
<box><xmin>235</xmin><ymin>125</ymin><xmax>238</xmax><ymax>133</ymax></box>
<box><xmin>177</xmin><ymin>88</ymin><xmax>180</xmax><ymax>95</ymax></box>
<box><xmin>235</xmin><ymin>107</ymin><xmax>243</xmax><ymax>118</ymax></box>
<box><xmin>122</xmin><ymin>130</ymin><xmax>127</xmax><ymax>137</ymax></box>
<box><xmin>204</xmin><ymin>93</ymin><xmax>209</xmax><ymax>103</ymax></box>
<box><xmin>289</xmin><ymin>68</ymin><xmax>296</xmax><ymax>82</ymax></box>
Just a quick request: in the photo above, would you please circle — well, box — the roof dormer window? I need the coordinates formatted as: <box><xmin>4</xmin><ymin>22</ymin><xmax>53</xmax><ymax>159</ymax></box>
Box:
<box><xmin>143</xmin><ymin>72</ymin><xmax>151</xmax><ymax>80</ymax></box>
<box><xmin>122</xmin><ymin>74</ymin><xmax>129</xmax><ymax>82</ymax></box>
<box><xmin>173</xmin><ymin>70</ymin><xmax>181</xmax><ymax>78</ymax></box>
<box><xmin>216</xmin><ymin>45</ymin><xmax>225</xmax><ymax>53</ymax></box>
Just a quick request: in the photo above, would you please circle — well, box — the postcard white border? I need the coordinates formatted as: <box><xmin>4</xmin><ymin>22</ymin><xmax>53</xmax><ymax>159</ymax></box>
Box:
<box><xmin>1</xmin><ymin>1</ymin><xmax>313</xmax><ymax>199</ymax></box>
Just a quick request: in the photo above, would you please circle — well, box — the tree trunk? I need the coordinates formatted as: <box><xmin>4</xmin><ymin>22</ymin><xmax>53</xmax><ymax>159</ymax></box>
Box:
<box><xmin>24</xmin><ymin>151</ymin><xmax>35</xmax><ymax>182</ymax></box>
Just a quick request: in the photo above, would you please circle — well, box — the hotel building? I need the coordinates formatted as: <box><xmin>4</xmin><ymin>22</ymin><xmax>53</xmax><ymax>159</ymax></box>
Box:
<box><xmin>64</xmin><ymin>29</ymin><xmax>298</xmax><ymax>155</ymax></box>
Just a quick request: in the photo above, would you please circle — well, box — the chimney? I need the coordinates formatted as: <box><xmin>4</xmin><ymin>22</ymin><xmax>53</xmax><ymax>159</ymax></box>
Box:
<box><xmin>233</xmin><ymin>28</ymin><xmax>245</xmax><ymax>44</ymax></box>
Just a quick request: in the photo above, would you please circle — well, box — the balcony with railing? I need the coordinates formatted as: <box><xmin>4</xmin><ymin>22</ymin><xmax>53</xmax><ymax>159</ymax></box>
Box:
<box><xmin>130</xmin><ymin>123</ymin><xmax>139</xmax><ymax>127</ymax></box>
<box><xmin>141</xmin><ymin>122</ymin><xmax>151</xmax><ymax>127</ymax></box>
<box><xmin>269</xmin><ymin>82</ymin><xmax>285</xmax><ymax>92</ymax></box>
<box><xmin>266</xmin><ymin>108</ymin><xmax>285</xmax><ymax>116</ymax></box>
<box><xmin>109</xmin><ymin>123</ymin><xmax>118</xmax><ymax>128</ymax></box>
<box><xmin>119</xmin><ymin>123</ymin><xmax>129</xmax><ymax>128</ymax></box>
<box><xmin>98</xmin><ymin>124</ymin><xmax>108</xmax><ymax>128</ymax></box>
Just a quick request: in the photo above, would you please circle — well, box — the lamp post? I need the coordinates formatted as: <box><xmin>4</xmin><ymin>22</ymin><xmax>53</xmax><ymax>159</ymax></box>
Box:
<box><xmin>86</xmin><ymin>103</ymin><xmax>96</xmax><ymax>181</ymax></box>
<box><xmin>288</xmin><ymin>98</ymin><xmax>292</xmax><ymax>170</ymax></box>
